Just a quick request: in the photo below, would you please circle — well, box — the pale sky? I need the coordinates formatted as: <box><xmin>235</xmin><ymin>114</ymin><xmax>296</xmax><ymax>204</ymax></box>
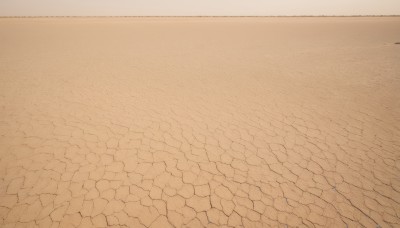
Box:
<box><xmin>0</xmin><ymin>0</ymin><xmax>399</xmax><ymax>16</ymax></box>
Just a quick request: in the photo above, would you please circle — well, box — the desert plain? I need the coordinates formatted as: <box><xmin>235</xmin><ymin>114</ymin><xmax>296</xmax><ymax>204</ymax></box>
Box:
<box><xmin>0</xmin><ymin>17</ymin><xmax>399</xmax><ymax>227</ymax></box>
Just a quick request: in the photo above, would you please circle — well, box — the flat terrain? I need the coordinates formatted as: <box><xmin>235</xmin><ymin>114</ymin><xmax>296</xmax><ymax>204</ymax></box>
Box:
<box><xmin>0</xmin><ymin>17</ymin><xmax>399</xmax><ymax>227</ymax></box>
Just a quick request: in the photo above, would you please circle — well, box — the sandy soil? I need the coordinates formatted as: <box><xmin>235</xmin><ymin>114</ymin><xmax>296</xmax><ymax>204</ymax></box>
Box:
<box><xmin>0</xmin><ymin>17</ymin><xmax>399</xmax><ymax>227</ymax></box>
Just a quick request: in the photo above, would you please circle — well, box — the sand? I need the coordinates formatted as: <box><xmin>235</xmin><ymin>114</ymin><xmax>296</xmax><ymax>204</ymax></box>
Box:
<box><xmin>0</xmin><ymin>17</ymin><xmax>399</xmax><ymax>227</ymax></box>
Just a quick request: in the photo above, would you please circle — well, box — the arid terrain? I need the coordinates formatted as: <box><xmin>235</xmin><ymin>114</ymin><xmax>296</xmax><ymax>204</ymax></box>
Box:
<box><xmin>0</xmin><ymin>17</ymin><xmax>399</xmax><ymax>227</ymax></box>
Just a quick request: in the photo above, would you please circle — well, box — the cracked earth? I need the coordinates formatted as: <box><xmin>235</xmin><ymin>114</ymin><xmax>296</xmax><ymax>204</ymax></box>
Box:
<box><xmin>0</xmin><ymin>17</ymin><xmax>400</xmax><ymax>227</ymax></box>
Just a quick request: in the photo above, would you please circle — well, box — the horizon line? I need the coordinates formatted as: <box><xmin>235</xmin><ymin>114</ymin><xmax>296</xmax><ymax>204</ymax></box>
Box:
<box><xmin>1</xmin><ymin>15</ymin><xmax>400</xmax><ymax>18</ymax></box>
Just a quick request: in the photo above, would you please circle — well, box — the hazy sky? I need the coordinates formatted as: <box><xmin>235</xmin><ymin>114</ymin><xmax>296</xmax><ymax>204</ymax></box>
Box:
<box><xmin>1</xmin><ymin>0</ymin><xmax>399</xmax><ymax>16</ymax></box>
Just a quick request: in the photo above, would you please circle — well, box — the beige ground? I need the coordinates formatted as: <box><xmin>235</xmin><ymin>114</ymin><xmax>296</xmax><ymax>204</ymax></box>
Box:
<box><xmin>0</xmin><ymin>17</ymin><xmax>400</xmax><ymax>228</ymax></box>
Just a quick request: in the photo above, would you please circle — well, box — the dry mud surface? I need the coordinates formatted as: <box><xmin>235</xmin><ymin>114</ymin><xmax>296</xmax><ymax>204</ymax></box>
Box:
<box><xmin>0</xmin><ymin>17</ymin><xmax>400</xmax><ymax>227</ymax></box>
